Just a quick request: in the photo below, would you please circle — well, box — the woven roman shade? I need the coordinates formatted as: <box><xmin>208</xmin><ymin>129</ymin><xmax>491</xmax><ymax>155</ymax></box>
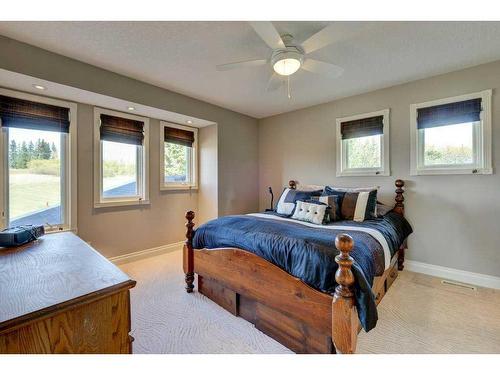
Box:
<box><xmin>340</xmin><ymin>115</ymin><xmax>384</xmax><ymax>140</ymax></box>
<box><xmin>164</xmin><ymin>126</ymin><xmax>195</xmax><ymax>147</ymax></box>
<box><xmin>0</xmin><ymin>95</ymin><xmax>70</xmax><ymax>133</ymax></box>
<box><xmin>417</xmin><ymin>98</ymin><xmax>482</xmax><ymax>129</ymax></box>
<box><xmin>100</xmin><ymin>114</ymin><xmax>144</xmax><ymax>145</ymax></box>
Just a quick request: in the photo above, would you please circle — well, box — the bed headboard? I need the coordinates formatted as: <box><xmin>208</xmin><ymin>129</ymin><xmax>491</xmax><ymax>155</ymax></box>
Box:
<box><xmin>287</xmin><ymin>179</ymin><xmax>405</xmax><ymax>217</ymax></box>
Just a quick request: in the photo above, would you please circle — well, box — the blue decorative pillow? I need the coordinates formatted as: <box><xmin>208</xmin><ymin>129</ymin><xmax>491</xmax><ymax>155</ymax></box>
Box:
<box><xmin>276</xmin><ymin>188</ymin><xmax>322</xmax><ymax>216</ymax></box>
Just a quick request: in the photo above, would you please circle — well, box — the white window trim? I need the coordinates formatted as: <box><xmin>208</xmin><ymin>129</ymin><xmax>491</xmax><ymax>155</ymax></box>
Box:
<box><xmin>0</xmin><ymin>87</ymin><xmax>78</xmax><ymax>233</ymax></box>
<box><xmin>410</xmin><ymin>90</ymin><xmax>492</xmax><ymax>176</ymax></box>
<box><xmin>160</xmin><ymin>121</ymin><xmax>198</xmax><ymax>191</ymax></box>
<box><xmin>336</xmin><ymin>109</ymin><xmax>390</xmax><ymax>177</ymax></box>
<box><xmin>93</xmin><ymin>107</ymin><xmax>149</xmax><ymax>208</ymax></box>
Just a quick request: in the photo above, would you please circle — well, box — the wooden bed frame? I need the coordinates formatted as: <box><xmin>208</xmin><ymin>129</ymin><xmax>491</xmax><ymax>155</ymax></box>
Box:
<box><xmin>183</xmin><ymin>180</ymin><xmax>407</xmax><ymax>354</ymax></box>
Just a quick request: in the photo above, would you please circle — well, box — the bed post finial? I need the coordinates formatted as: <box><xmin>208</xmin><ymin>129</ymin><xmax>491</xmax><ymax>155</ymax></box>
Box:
<box><xmin>394</xmin><ymin>179</ymin><xmax>405</xmax><ymax>216</ymax></box>
<box><xmin>183</xmin><ymin>211</ymin><xmax>195</xmax><ymax>293</ymax></box>
<box><xmin>332</xmin><ymin>234</ymin><xmax>358</xmax><ymax>354</ymax></box>
<box><xmin>289</xmin><ymin>180</ymin><xmax>297</xmax><ymax>190</ymax></box>
<box><xmin>394</xmin><ymin>180</ymin><xmax>406</xmax><ymax>270</ymax></box>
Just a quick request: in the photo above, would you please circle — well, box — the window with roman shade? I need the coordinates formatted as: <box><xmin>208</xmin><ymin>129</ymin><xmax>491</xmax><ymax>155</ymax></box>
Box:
<box><xmin>0</xmin><ymin>94</ymin><xmax>70</xmax><ymax>132</ymax></box>
<box><xmin>336</xmin><ymin>109</ymin><xmax>390</xmax><ymax>177</ymax></box>
<box><xmin>340</xmin><ymin>115</ymin><xmax>384</xmax><ymax>140</ymax></box>
<box><xmin>164</xmin><ymin>126</ymin><xmax>195</xmax><ymax>147</ymax></box>
<box><xmin>0</xmin><ymin>90</ymin><xmax>77</xmax><ymax>232</ymax></box>
<box><xmin>93</xmin><ymin>108</ymin><xmax>150</xmax><ymax>207</ymax></box>
<box><xmin>416</xmin><ymin>98</ymin><xmax>482</xmax><ymax>129</ymax></box>
<box><xmin>410</xmin><ymin>91</ymin><xmax>492</xmax><ymax>175</ymax></box>
<box><xmin>100</xmin><ymin>114</ymin><xmax>144</xmax><ymax>145</ymax></box>
<box><xmin>161</xmin><ymin>122</ymin><xmax>198</xmax><ymax>190</ymax></box>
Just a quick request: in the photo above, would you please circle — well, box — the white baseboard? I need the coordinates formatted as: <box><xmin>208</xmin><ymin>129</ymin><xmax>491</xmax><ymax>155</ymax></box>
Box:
<box><xmin>405</xmin><ymin>260</ymin><xmax>500</xmax><ymax>290</ymax></box>
<box><xmin>109</xmin><ymin>241</ymin><xmax>184</xmax><ymax>265</ymax></box>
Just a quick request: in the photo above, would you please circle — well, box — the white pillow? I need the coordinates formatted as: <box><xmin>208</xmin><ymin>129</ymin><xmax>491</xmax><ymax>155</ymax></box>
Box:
<box><xmin>291</xmin><ymin>201</ymin><xmax>327</xmax><ymax>225</ymax></box>
<box><xmin>276</xmin><ymin>188</ymin><xmax>296</xmax><ymax>215</ymax></box>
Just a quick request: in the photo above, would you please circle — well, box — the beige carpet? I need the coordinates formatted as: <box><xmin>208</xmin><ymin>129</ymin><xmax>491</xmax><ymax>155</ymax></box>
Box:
<box><xmin>120</xmin><ymin>250</ymin><xmax>500</xmax><ymax>354</ymax></box>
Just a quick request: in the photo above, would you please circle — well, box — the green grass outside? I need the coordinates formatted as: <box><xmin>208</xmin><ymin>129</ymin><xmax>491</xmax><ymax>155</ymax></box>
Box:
<box><xmin>8</xmin><ymin>169</ymin><xmax>135</xmax><ymax>219</ymax></box>
<box><xmin>9</xmin><ymin>172</ymin><xmax>60</xmax><ymax>219</ymax></box>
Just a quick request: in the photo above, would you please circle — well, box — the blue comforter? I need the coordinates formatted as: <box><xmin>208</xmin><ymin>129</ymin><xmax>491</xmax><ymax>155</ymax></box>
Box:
<box><xmin>193</xmin><ymin>211</ymin><xmax>412</xmax><ymax>331</ymax></box>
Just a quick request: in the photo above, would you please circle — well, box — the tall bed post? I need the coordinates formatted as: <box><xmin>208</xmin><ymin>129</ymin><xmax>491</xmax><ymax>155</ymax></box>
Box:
<box><xmin>393</xmin><ymin>179</ymin><xmax>405</xmax><ymax>216</ymax></box>
<box><xmin>184</xmin><ymin>211</ymin><xmax>195</xmax><ymax>293</ymax></box>
<box><xmin>331</xmin><ymin>233</ymin><xmax>358</xmax><ymax>354</ymax></box>
<box><xmin>393</xmin><ymin>179</ymin><xmax>406</xmax><ymax>270</ymax></box>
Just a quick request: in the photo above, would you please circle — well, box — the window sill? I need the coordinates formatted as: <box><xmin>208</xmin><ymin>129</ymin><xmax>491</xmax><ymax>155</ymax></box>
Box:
<box><xmin>94</xmin><ymin>199</ymin><xmax>150</xmax><ymax>208</ymax></box>
<box><xmin>411</xmin><ymin>167</ymin><xmax>493</xmax><ymax>176</ymax></box>
<box><xmin>336</xmin><ymin>170</ymin><xmax>390</xmax><ymax>177</ymax></box>
<box><xmin>160</xmin><ymin>185</ymin><xmax>198</xmax><ymax>191</ymax></box>
<box><xmin>45</xmin><ymin>227</ymin><xmax>77</xmax><ymax>235</ymax></box>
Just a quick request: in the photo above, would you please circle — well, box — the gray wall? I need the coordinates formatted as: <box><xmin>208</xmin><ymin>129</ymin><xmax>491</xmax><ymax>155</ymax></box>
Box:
<box><xmin>0</xmin><ymin>35</ymin><xmax>259</xmax><ymax>257</ymax></box>
<box><xmin>259</xmin><ymin>60</ymin><xmax>500</xmax><ymax>277</ymax></box>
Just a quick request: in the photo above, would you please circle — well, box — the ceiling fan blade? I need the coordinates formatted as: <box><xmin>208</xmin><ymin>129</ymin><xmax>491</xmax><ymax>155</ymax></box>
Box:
<box><xmin>301</xmin><ymin>22</ymin><xmax>375</xmax><ymax>55</ymax></box>
<box><xmin>302</xmin><ymin>59</ymin><xmax>344</xmax><ymax>78</ymax></box>
<box><xmin>266</xmin><ymin>73</ymin><xmax>283</xmax><ymax>92</ymax></box>
<box><xmin>249</xmin><ymin>21</ymin><xmax>285</xmax><ymax>50</ymax></box>
<box><xmin>216</xmin><ymin>59</ymin><xmax>267</xmax><ymax>71</ymax></box>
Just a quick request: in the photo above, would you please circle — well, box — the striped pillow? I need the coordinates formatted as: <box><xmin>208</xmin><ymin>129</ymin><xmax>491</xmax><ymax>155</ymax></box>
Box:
<box><xmin>341</xmin><ymin>191</ymin><xmax>373</xmax><ymax>222</ymax></box>
<box><xmin>324</xmin><ymin>186</ymin><xmax>377</xmax><ymax>220</ymax></box>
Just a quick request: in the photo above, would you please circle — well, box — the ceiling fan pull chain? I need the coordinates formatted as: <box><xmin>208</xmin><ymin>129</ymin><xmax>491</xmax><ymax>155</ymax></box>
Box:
<box><xmin>287</xmin><ymin>76</ymin><xmax>291</xmax><ymax>99</ymax></box>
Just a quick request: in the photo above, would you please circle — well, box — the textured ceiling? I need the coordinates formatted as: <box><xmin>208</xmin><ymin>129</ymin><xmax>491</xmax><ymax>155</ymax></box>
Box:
<box><xmin>1</xmin><ymin>21</ymin><xmax>500</xmax><ymax>118</ymax></box>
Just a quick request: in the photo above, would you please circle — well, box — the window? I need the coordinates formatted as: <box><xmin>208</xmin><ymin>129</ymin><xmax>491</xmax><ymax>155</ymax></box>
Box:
<box><xmin>160</xmin><ymin>122</ymin><xmax>198</xmax><ymax>190</ymax></box>
<box><xmin>336</xmin><ymin>109</ymin><xmax>390</xmax><ymax>177</ymax></box>
<box><xmin>94</xmin><ymin>108</ymin><xmax>149</xmax><ymax>207</ymax></box>
<box><xmin>410</xmin><ymin>90</ymin><xmax>492</xmax><ymax>175</ymax></box>
<box><xmin>0</xmin><ymin>89</ymin><xmax>77</xmax><ymax>232</ymax></box>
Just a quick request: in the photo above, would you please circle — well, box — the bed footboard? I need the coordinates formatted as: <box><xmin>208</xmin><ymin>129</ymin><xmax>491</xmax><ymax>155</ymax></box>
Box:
<box><xmin>331</xmin><ymin>234</ymin><xmax>358</xmax><ymax>354</ymax></box>
<box><xmin>182</xmin><ymin>210</ymin><xmax>360</xmax><ymax>354</ymax></box>
<box><xmin>183</xmin><ymin>210</ymin><xmax>195</xmax><ymax>293</ymax></box>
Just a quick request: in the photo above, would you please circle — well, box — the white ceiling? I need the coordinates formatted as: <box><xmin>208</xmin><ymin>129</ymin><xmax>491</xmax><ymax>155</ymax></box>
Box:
<box><xmin>1</xmin><ymin>21</ymin><xmax>500</xmax><ymax>118</ymax></box>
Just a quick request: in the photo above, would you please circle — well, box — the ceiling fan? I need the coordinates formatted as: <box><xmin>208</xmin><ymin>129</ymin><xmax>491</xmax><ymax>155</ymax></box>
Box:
<box><xmin>216</xmin><ymin>22</ymin><xmax>346</xmax><ymax>96</ymax></box>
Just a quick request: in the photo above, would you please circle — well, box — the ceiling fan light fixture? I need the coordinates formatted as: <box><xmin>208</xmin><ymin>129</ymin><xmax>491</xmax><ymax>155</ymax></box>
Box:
<box><xmin>273</xmin><ymin>58</ymin><xmax>301</xmax><ymax>76</ymax></box>
<box><xmin>272</xmin><ymin>50</ymin><xmax>303</xmax><ymax>76</ymax></box>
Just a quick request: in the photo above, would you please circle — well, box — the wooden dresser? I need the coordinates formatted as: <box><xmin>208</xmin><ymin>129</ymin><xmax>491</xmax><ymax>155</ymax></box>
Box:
<box><xmin>0</xmin><ymin>232</ymin><xmax>136</xmax><ymax>354</ymax></box>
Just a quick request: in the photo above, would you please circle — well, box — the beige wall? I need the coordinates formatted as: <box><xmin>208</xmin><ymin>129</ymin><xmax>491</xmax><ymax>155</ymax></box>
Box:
<box><xmin>0</xmin><ymin>35</ymin><xmax>259</xmax><ymax>218</ymax></box>
<box><xmin>77</xmin><ymin>104</ymin><xmax>199</xmax><ymax>257</ymax></box>
<box><xmin>259</xmin><ymin>60</ymin><xmax>500</xmax><ymax>277</ymax></box>
<box><xmin>198</xmin><ymin>124</ymin><xmax>218</xmax><ymax>225</ymax></box>
<box><xmin>0</xmin><ymin>35</ymin><xmax>259</xmax><ymax>257</ymax></box>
